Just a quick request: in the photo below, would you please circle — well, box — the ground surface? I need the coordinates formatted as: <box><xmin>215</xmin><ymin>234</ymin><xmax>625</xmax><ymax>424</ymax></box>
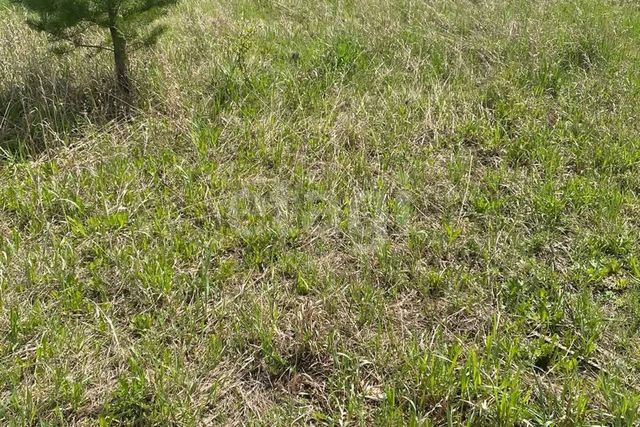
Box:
<box><xmin>2</xmin><ymin>0</ymin><xmax>640</xmax><ymax>425</ymax></box>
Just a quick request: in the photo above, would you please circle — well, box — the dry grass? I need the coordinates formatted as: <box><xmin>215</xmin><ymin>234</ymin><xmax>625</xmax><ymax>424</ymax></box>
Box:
<box><xmin>2</xmin><ymin>0</ymin><xmax>640</xmax><ymax>425</ymax></box>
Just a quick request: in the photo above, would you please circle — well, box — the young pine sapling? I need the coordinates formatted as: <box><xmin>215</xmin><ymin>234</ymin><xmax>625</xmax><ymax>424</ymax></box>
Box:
<box><xmin>13</xmin><ymin>0</ymin><xmax>178</xmax><ymax>103</ymax></box>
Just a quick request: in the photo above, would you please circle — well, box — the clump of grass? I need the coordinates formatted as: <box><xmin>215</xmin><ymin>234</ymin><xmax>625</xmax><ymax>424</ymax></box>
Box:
<box><xmin>2</xmin><ymin>0</ymin><xmax>640</xmax><ymax>425</ymax></box>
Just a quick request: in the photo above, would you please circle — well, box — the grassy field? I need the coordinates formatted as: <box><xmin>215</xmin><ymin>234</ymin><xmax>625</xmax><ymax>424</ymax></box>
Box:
<box><xmin>2</xmin><ymin>0</ymin><xmax>640</xmax><ymax>424</ymax></box>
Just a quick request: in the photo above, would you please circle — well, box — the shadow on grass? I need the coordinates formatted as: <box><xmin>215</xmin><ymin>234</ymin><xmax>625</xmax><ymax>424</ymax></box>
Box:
<box><xmin>0</xmin><ymin>67</ymin><xmax>125</xmax><ymax>161</ymax></box>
